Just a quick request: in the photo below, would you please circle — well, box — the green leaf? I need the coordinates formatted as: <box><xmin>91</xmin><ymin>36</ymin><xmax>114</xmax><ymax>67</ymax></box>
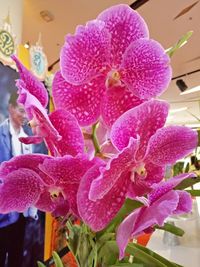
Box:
<box><xmin>155</xmin><ymin>222</ymin><xmax>185</xmax><ymax>236</ymax></box>
<box><xmin>52</xmin><ymin>251</ymin><xmax>64</xmax><ymax>267</ymax></box>
<box><xmin>166</xmin><ymin>31</ymin><xmax>193</xmax><ymax>57</ymax></box>
<box><xmin>175</xmin><ymin>176</ymin><xmax>200</xmax><ymax>190</ymax></box>
<box><xmin>98</xmin><ymin>240</ymin><xmax>119</xmax><ymax>265</ymax></box>
<box><xmin>186</xmin><ymin>189</ymin><xmax>200</xmax><ymax>196</ymax></box>
<box><xmin>110</xmin><ymin>263</ymin><xmax>144</xmax><ymax>267</ymax></box>
<box><xmin>37</xmin><ymin>261</ymin><xmax>46</xmax><ymax>267</ymax></box>
<box><xmin>126</xmin><ymin>243</ymin><xmax>183</xmax><ymax>267</ymax></box>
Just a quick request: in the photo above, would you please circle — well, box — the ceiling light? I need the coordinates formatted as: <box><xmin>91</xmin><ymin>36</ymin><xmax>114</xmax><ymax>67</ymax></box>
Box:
<box><xmin>169</xmin><ymin>107</ymin><xmax>188</xmax><ymax>113</ymax></box>
<box><xmin>176</xmin><ymin>79</ymin><xmax>188</xmax><ymax>92</ymax></box>
<box><xmin>180</xmin><ymin>85</ymin><xmax>200</xmax><ymax>95</ymax></box>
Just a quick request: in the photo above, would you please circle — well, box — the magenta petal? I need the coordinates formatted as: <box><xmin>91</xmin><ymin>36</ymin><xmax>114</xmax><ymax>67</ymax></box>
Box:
<box><xmin>117</xmin><ymin>190</ymin><xmax>179</xmax><ymax>259</ymax></box>
<box><xmin>49</xmin><ymin>109</ymin><xmax>84</xmax><ymax>156</ymax></box>
<box><xmin>62</xmin><ymin>183</ymin><xmax>80</xmax><ymax>217</ymax></box>
<box><xmin>149</xmin><ymin>173</ymin><xmax>195</xmax><ymax>204</ymax></box>
<box><xmin>0</xmin><ymin>154</ymin><xmax>53</xmax><ymax>185</ymax></box>
<box><xmin>39</xmin><ymin>154</ymin><xmax>95</xmax><ymax>185</ymax></box>
<box><xmin>117</xmin><ymin>208</ymin><xmax>141</xmax><ymax>260</ymax></box>
<box><xmin>89</xmin><ymin>137</ymin><xmax>138</xmax><ymax>201</ymax></box>
<box><xmin>0</xmin><ymin>169</ymin><xmax>43</xmax><ymax>213</ymax></box>
<box><xmin>78</xmin><ymin>162</ymin><xmax>130</xmax><ymax>231</ymax></box>
<box><xmin>110</xmin><ymin>100</ymin><xmax>169</xmax><ymax>160</ymax></box>
<box><xmin>173</xmin><ymin>190</ymin><xmax>192</xmax><ymax>215</ymax></box>
<box><xmin>101</xmin><ymin>86</ymin><xmax>143</xmax><ymax>128</ymax></box>
<box><xmin>11</xmin><ymin>55</ymin><xmax>48</xmax><ymax>107</ymax></box>
<box><xmin>52</xmin><ymin>71</ymin><xmax>106</xmax><ymax>126</ymax></box>
<box><xmin>147</xmin><ymin>126</ymin><xmax>198</xmax><ymax>165</ymax></box>
<box><xmin>19</xmin><ymin>136</ymin><xmax>43</xmax><ymax>144</ymax></box>
<box><xmin>35</xmin><ymin>191</ymin><xmax>56</xmax><ymax>212</ymax></box>
<box><xmin>98</xmin><ymin>4</ymin><xmax>149</xmax><ymax>68</ymax></box>
<box><xmin>60</xmin><ymin>20</ymin><xmax>110</xmax><ymax>84</ymax></box>
<box><xmin>121</xmin><ymin>39</ymin><xmax>172</xmax><ymax>99</ymax></box>
<box><xmin>52</xmin><ymin>198</ymin><xmax>70</xmax><ymax>217</ymax></box>
<box><xmin>132</xmin><ymin>191</ymin><xmax>178</xmax><ymax>239</ymax></box>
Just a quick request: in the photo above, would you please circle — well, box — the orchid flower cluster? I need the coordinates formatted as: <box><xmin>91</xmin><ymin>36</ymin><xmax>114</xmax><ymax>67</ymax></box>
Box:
<box><xmin>0</xmin><ymin>4</ymin><xmax>198</xmax><ymax>266</ymax></box>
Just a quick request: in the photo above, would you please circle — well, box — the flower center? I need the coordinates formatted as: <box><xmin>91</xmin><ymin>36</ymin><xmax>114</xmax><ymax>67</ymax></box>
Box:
<box><xmin>106</xmin><ymin>69</ymin><xmax>121</xmax><ymax>87</ymax></box>
<box><xmin>50</xmin><ymin>188</ymin><xmax>61</xmax><ymax>200</ymax></box>
<box><xmin>130</xmin><ymin>163</ymin><xmax>147</xmax><ymax>182</ymax></box>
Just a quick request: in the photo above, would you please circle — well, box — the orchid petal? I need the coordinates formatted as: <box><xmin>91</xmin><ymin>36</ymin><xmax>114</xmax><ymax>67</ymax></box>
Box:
<box><xmin>0</xmin><ymin>169</ymin><xmax>43</xmax><ymax>213</ymax></box>
<box><xmin>19</xmin><ymin>136</ymin><xmax>43</xmax><ymax>144</ymax></box>
<box><xmin>0</xmin><ymin>154</ymin><xmax>53</xmax><ymax>185</ymax></box>
<box><xmin>52</xmin><ymin>71</ymin><xmax>106</xmax><ymax>126</ymax></box>
<box><xmin>117</xmin><ymin>190</ymin><xmax>178</xmax><ymax>259</ymax></box>
<box><xmin>49</xmin><ymin>109</ymin><xmax>84</xmax><ymax>156</ymax></box>
<box><xmin>117</xmin><ymin>208</ymin><xmax>141</xmax><ymax>260</ymax></box>
<box><xmin>149</xmin><ymin>173</ymin><xmax>195</xmax><ymax>204</ymax></box>
<box><xmin>101</xmin><ymin>86</ymin><xmax>143</xmax><ymax>128</ymax></box>
<box><xmin>78</xmin><ymin>162</ymin><xmax>130</xmax><ymax>231</ymax></box>
<box><xmin>11</xmin><ymin>55</ymin><xmax>48</xmax><ymax>107</ymax></box>
<box><xmin>89</xmin><ymin>137</ymin><xmax>138</xmax><ymax>201</ymax></box>
<box><xmin>39</xmin><ymin>154</ymin><xmax>95</xmax><ymax>185</ymax></box>
<box><xmin>98</xmin><ymin>4</ymin><xmax>149</xmax><ymax>68</ymax></box>
<box><xmin>173</xmin><ymin>190</ymin><xmax>192</xmax><ymax>215</ymax></box>
<box><xmin>110</xmin><ymin>100</ymin><xmax>169</xmax><ymax>160</ymax></box>
<box><xmin>147</xmin><ymin>126</ymin><xmax>198</xmax><ymax>165</ymax></box>
<box><xmin>60</xmin><ymin>20</ymin><xmax>110</xmax><ymax>84</ymax></box>
<box><xmin>121</xmin><ymin>39</ymin><xmax>172</xmax><ymax>99</ymax></box>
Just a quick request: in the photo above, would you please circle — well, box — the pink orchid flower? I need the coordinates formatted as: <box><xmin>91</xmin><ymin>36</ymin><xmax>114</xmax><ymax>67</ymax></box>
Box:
<box><xmin>117</xmin><ymin>173</ymin><xmax>195</xmax><ymax>259</ymax></box>
<box><xmin>12</xmin><ymin>56</ymin><xmax>84</xmax><ymax>157</ymax></box>
<box><xmin>0</xmin><ymin>154</ymin><xmax>98</xmax><ymax>217</ymax></box>
<box><xmin>52</xmin><ymin>4</ymin><xmax>172</xmax><ymax>127</ymax></box>
<box><xmin>77</xmin><ymin>100</ymin><xmax>197</xmax><ymax>231</ymax></box>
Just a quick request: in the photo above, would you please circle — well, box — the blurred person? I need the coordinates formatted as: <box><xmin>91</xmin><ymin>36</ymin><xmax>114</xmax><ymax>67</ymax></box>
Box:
<box><xmin>0</xmin><ymin>91</ymin><xmax>37</xmax><ymax>267</ymax></box>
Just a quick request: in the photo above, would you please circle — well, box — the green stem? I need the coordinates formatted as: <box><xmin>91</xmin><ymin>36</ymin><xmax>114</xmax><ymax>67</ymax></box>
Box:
<box><xmin>92</xmin><ymin>122</ymin><xmax>101</xmax><ymax>155</ymax></box>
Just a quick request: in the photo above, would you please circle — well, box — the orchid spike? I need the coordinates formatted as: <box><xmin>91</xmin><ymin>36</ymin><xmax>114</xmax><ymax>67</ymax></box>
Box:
<box><xmin>77</xmin><ymin>100</ymin><xmax>197</xmax><ymax>231</ymax></box>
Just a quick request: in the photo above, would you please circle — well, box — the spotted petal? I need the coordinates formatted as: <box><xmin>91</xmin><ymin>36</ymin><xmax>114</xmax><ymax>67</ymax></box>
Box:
<box><xmin>101</xmin><ymin>86</ymin><xmax>143</xmax><ymax>128</ymax></box>
<box><xmin>89</xmin><ymin>137</ymin><xmax>138</xmax><ymax>201</ymax></box>
<box><xmin>121</xmin><ymin>39</ymin><xmax>172</xmax><ymax>99</ymax></box>
<box><xmin>60</xmin><ymin>20</ymin><xmax>110</xmax><ymax>85</ymax></box>
<box><xmin>98</xmin><ymin>4</ymin><xmax>149</xmax><ymax>68</ymax></box>
<box><xmin>52</xmin><ymin>71</ymin><xmax>106</xmax><ymax>126</ymax></box>
<box><xmin>49</xmin><ymin>109</ymin><xmax>84</xmax><ymax>156</ymax></box>
<box><xmin>110</xmin><ymin>100</ymin><xmax>169</xmax><ymax>160</ymax></box>
<box><xmin>0</xmin><ymin>168</ymin><xmax>43</xmax><ymax>213</ymax></box>
<box><xmin>146</xmin><ymin>126</ymin><xmax>198</xmax><ymax>165</ymax></box>
<box><xmin>0</xmin><ymin>154</ymin><xmax>53</xmax><ymax>185</ymax></box>
<box><xmin>78</xmin><ymin>162</ymin><xmax>130</xmax><ymax>231</ymax></box>
<box><xmin>11</xmin><ymin>55</ymin><xmax>48</xmax><ymax>107</ymax></box>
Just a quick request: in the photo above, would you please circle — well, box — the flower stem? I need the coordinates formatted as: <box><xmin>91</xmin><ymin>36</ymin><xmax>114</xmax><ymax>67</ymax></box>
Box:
<box><xmin>92</xmin><ymin>122</ymin><xmax>101</xmax><ymax>155</ymax></box>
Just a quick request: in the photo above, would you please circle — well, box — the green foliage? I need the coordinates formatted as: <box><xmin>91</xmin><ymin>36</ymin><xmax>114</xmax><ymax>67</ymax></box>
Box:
<box><xmin>52</xmin><ymin>251</ymin><xmax>64</xmax><ymax>267</ymax></box>
<box><xmin>166</xmin><ymin>31</ymin><xmax>193</xmax><ymax>57</ymax></box>
<box><xmin>37</xmin><ymin>261</ymin><xmax>46</xmax><ymax>267</ymax></box>
<box><xmin>155</xmin><ymin>222</ymin><xmax>184</xmax><ymax>237</ymax></box>
<box><xmin>175</xmin><ymin>176</ymin><xmax>200</xmax><ymax>190</ymax></box>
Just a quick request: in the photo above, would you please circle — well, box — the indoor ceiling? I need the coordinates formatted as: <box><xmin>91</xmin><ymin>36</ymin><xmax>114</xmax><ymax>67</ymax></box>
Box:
<box><xmin>22</xmin><ymin>0</ymin><xmax>200</xmax><ymax>126</ymax></box>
